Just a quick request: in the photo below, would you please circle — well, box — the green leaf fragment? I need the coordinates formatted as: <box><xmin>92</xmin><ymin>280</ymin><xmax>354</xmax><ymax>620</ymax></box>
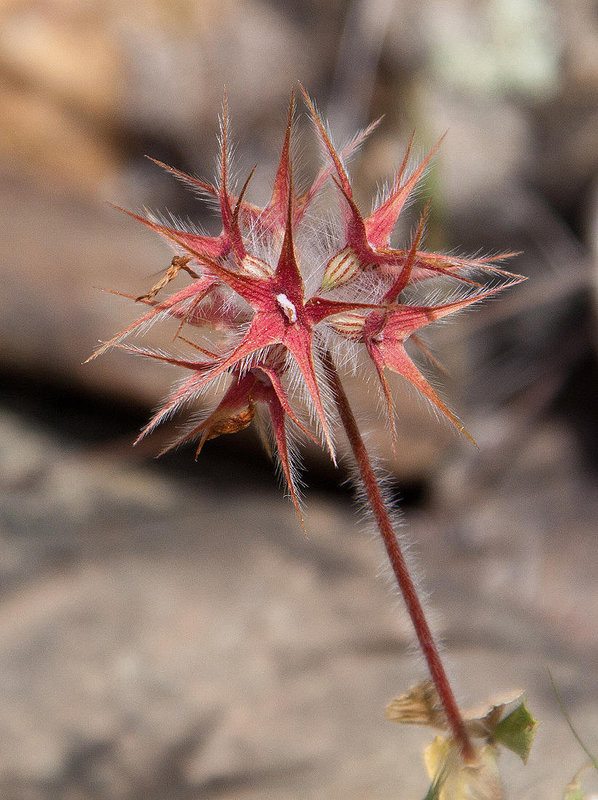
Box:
<box><xmin>493</xmin><ymin>701</ymin><xmax>538</xmax><ymax>764</ymax></box>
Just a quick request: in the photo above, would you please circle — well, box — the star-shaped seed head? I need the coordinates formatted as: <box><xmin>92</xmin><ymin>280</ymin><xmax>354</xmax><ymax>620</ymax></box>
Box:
<box><xmin>90</xmin><ymin>88</ymin><xmax>524</xmax><ymax>523</ymax></box>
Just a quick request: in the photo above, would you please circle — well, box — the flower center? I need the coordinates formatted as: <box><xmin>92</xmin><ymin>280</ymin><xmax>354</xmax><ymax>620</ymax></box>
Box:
<box><xmin>276</xmin><ymin>293</ymin><xmax>297</xmax><ymax>324</ymax></box>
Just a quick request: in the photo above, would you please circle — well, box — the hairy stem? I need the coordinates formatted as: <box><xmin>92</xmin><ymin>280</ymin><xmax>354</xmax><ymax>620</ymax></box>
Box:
<box><xmin>323</xmin><ymin>349</ymin><xmax>473</xmax><ymax>761</ymax></box>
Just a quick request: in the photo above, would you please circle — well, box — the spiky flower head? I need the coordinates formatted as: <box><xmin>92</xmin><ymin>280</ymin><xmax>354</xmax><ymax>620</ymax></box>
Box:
<box><xmin>90</xmin><ymin>86</ymin><xmax>523</xmax><ymax>525</ymax></box>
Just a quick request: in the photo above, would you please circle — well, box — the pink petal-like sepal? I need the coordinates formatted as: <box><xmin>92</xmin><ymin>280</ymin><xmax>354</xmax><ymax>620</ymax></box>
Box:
<box><xmin>253</xmin><ymin>376</ymin><xmax>306</xmax><ymax>529</ymax></box>
<box><xmin>87</xmin><ymin>277</ymin><xmax>219</xmax><ymax>361</ymax></box>
<box><xmin>364</xmin><ymin>135</ymin><xmax>444</xmax><ymax>249</ymax></box>
<box><xmin>354</xmin><ymin>282</ymin><xmax>524</xmax><ymax>443</ymax></box>
<box><xmin>111</xmin><ymin>205</ymin><xmax>231</xmax><ymax>262</ymax></box>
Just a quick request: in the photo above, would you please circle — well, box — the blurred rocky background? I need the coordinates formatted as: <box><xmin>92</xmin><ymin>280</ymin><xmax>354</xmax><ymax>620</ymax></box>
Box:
<box><xmin>1</xmin><ymin>0</ymin><xmax>597</xmax><ymax>797</ymax></box>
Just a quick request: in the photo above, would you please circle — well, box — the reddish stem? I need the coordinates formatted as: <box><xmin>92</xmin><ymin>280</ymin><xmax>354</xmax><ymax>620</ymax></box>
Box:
<box><xmin>323</xmin><ymin>349</ymin><xmax>474</xmax><ymax>761</ymax></box>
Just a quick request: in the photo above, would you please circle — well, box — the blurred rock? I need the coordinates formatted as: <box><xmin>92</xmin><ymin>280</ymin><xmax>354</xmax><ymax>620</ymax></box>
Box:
<box><xmin>0</xmin><ymin>80</ymin><xmax>120</xmax><ymax>195</ymax></box>
<box><xmin>0</xmin><ymin>0</ymin><xmax>317</xmax><ymax>199</ymax></box>
<box><xmin>1</xmin><ymin>4</ymin><xmax>122</xmax><ymax>119</ymax></box>
<box><xmin>429</xmin><ymin>409</ymin><xmax>598</xmax><ymax>652</ymax></box>
<box><xmin>0</xmin><ymin>404</ymin><xmax>596</xmax><ymax>798</ymax></box>
<box><xmin>0</xmin><ymin>171</ymin><xmax>171</xmax><ymax>405</ymax></box>
<box><xmin>0</xmin><ymin>1</ymin><xmax>123</xmax><ymax>195</ymax></box>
